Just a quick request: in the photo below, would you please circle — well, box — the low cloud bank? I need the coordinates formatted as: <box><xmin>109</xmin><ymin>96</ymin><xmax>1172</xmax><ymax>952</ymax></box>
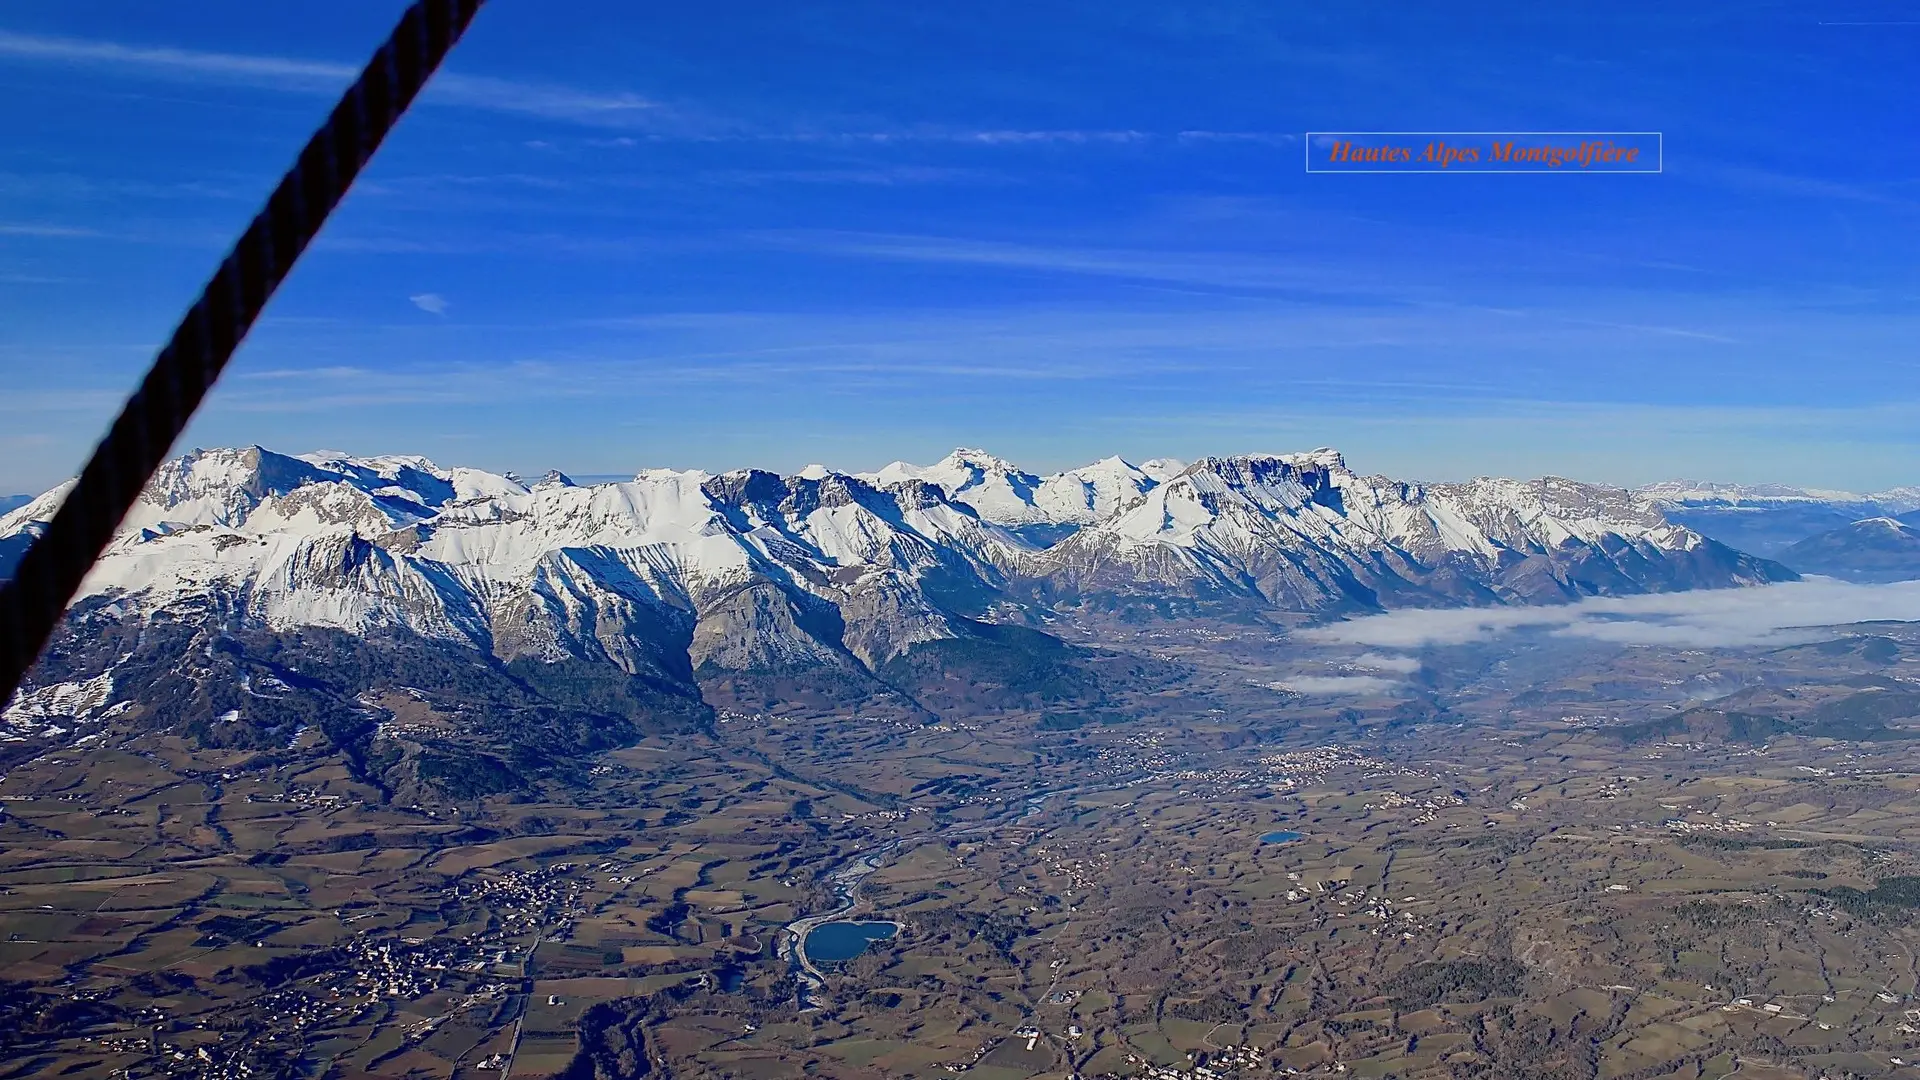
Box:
<box><xmin>1303</xmin><ymin>578</ymin><xmax>1920</xmax><ymax>651</ymax></box>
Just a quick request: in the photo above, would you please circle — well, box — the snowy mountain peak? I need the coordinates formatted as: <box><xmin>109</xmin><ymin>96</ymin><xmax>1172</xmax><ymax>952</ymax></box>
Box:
<box><xmin>871</xmin><ymin>447</ymin><xmax>1033</xmax><ymax>484</ymax></box>
<box><xmin>132</xmin><ymin>447</ymin><xmax>472</xmax><ymax>536</ymax></box>
<box><xmin>1139</xmin><ymin>458</ymin><xmax>1187</xmax><ymax>482</ymax></box>
<box><xmin>945</xmin><ymin>447</ymin><xmax>1024</xmax><ymax>471</ymax></box>
<box><xmin>448</xmin><ymin>468</ymin><xmax>528</xmax><ymax>501</ymax></box>
<box><xmin>151</xmin><ymin>446</ymin><xmax>327</xmax><ymax>519</ymax></box>
<box><xmin>867</xmin><ymin>448</ymin><xmax>1048</xmax><ymax>526</ymax></box>
<box><xmin>1033</xmin><ymin>456</ymin><xmax>1159</xmax><ymax>526</ymax></box>
<box><xmin>0</xmin><ymin>480</ymin><xmax>72</xmax><ymax>538</ymax></box>
<box><xmin>1279</xmin><ymin>447</ymin><xmax>1349</xmax><ymax>471</ymax></box>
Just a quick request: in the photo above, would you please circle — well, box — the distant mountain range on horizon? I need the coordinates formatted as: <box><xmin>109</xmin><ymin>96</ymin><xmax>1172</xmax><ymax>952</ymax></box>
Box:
<box><xmin>1635</xmin><ymin>479</ymin><xmax>1920</xmax><ymax>578</ymax></box>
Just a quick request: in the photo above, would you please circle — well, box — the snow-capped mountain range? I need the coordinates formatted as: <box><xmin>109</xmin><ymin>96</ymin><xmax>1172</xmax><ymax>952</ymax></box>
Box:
<box><xmin>1635</xmin><ymin>480</ymin><xmax>1920</xmax><ymax>514</ymax></box>
<box><xmin>0</xmin><ymin>444</ymin><xmax>1788</xmax><ymax>690</ymax></box>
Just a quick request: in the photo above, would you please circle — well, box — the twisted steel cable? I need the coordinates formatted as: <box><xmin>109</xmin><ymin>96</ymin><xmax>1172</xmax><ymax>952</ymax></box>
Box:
<box><xmin>0</xmin><ymin>0</ymin><xmax>486</xmax><ymax>705</ymax></box>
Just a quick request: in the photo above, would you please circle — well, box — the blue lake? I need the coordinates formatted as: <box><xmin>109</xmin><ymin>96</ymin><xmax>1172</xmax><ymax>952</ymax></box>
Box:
<box><xmin>1260</xmin><ymin>830</ymin><xmax>1304</xmax><ymax>844</ymax></box>
<box><xmin>804</xmin><ymin>921</ymin><xmax>899</xmax><ymax>964</ymax></box>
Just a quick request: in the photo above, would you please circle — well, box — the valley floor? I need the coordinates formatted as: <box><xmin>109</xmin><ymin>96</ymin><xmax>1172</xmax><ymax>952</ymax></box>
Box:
<box><xmin>6</xmin><ymin>617</ymin><xmax>1920</xmax><ymax>1080</ymax></box>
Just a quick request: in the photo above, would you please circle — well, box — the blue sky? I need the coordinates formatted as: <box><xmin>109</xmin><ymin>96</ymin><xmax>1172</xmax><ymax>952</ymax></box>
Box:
<box><xmin>1</xmin><ymin>1</ymin><xmax>1917</xmax><ymax>494</ymax></box>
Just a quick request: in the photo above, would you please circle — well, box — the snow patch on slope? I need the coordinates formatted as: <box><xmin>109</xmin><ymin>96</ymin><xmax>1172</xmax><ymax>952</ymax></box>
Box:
<box><xmin>4</xmin><ymin>670</ymin><xmax>119</xmax><ymax>739</ymax></box>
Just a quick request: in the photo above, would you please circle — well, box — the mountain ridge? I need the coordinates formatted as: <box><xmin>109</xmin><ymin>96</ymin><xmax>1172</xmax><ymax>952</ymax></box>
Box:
<box><xmin>1</xmin><ymin>444</ymin><xmax>1795</xmax><ymax>759</ymax></box>
<box><xmin>0</xmin><ymin>445</ymin><xmax>1798</xmax><ymax>631</ymax></box>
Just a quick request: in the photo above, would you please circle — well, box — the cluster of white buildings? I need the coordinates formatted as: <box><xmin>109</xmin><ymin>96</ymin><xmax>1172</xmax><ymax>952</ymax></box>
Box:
<box><xmin>1108</xmin><ymin>1042</ymin><xmax>1274</xmax><ymax>1079</ymax></box>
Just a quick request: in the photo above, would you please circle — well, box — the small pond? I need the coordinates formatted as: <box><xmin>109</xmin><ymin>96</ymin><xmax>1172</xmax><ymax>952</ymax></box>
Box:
<box><xmin>1260</xmin><ymin>830</ymin><xmax>1305</xmax><ymax>844</ymax></box>
<box><xmin>803</xmin><ymin>921</ymin><xmax>899</xmax><ymax>964</ymax></box>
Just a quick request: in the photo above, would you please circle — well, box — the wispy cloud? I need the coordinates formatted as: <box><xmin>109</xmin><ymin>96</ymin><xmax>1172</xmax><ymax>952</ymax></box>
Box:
<box><xmin>409</xmin><ymin>293</ymin><xmax>450</xmax><ymax>316</ymax></box>
<box><xmin>0</xmin><ymin>29</ymin><xmax>1300</xmax><ymax>148</ymax></box>
<box><xmin>1689</xmin><ymin>162</ymin><xmax>1918</xmax><ymax>210</ymax></box>
<box><xmin>357</xmin><ymin>173</ymin><xmax>579</xmax><ymax>196</ymax></box>
<box><xmin>700</xmin><ymin>165</ymin><xmax>1011</xmax><ymax>187</ymax></box>
<box><xmin>0</xmin><ymin>219</ymin><xmax>231</xmax><ymax>248</ymax></box>
<box><xmin>0</xmin><ymin>222</ymin><xmax>105</xmax><ymax>238</ymax></box>
<box><xmin>645</xmin><ymin>127</ymin><xmax>1292</xmax><ymax>147</ymax></box>
<box><xmin>775</xmin><ymin>128</ymin><xmax>1296</xmax><ymax>146</ymax></box>
<box><xmin>753</xmin><ymin>231</ymin><xmax>1742</xmax><ymax>328</ymax></box>
<box><xmin>0</xmin><ymin>388</ymin><xmax>126</xmax><ymax>413</ymax></box>
<box><xmin>0</xmin><ymin>29</ymin><xmax>660</xmax><ymax>128</ymax></box>
<box><xmin>791</xmin><ymin>129</ymin><xmax>1152</xmax><ymax>146</ymax></box>
<box><xmin>428</xmin><ymin>74</ymin><xmax>657</xmax><ymax>126</ymax></box>
<box><xmin>312</xmin><ymin>234</ymin><xmax>497</xmax><ymax>256</ymax></box>
<box><xmin>757</xmin><ymin>230</ymin><xmax>1376</xmax><ymax>298</ymax></box>
<box><xmin>1175</xmin><ymin>131</ymin><xmax>1298</xmax><ymax>146</ymax></box>
<box><xmin>0</xmin><ymin>28</ymin><xmax>354</xmax><ymax>85</ymax></box>
<box><xmin>1540</xmin><ymin>314</ymin><xmax>1740</xmax><ymax>345</ymax></box>
<box><xmin>0</xmin><ymin>170</ymin><xmax>251</xmax><ymax>203</ymax></box>
<box><xmin>234</xmin><ymin>365</ymin><xmax>372</xmax><ymax>381</ymax></box>
<box><xmin>218</xmin><ymin>360</ymin><xmax>587</xmax><ymax>411</ymax></box>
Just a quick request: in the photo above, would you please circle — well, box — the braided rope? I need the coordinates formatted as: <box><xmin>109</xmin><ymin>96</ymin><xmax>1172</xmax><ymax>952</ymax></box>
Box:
<box><xmin>0</xmin><ymin>0</ymin><xmax>486</xmax><ymax>705</ymax></box>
